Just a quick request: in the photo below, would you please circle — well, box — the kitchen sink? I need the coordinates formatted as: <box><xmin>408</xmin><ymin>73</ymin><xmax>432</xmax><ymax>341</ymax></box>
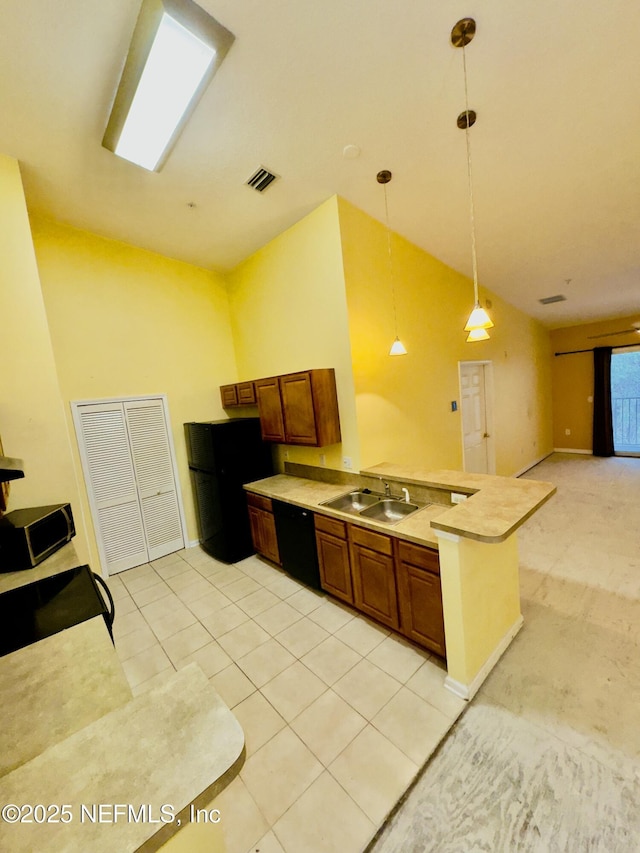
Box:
<box><xmin>322</xmin><ymin>490</ymin><xmax>381</xmax><ymax>514</ymax></box>
<box><xmin>321</xmin><ymin>490</ymin><xmax>426</xmax><ymax>524</ymax></box>
<box><xmin>359</xmin><ymin>499</ymin><xmax>422</xmax><ymax>524</ymax></box>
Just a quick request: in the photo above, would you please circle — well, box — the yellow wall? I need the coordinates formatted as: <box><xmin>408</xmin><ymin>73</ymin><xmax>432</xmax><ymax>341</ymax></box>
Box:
<box><xmin>550</xmin><ymin>314</ymin><xmax>640</xmax><ymax>451</ymax></box>
<box><xmin>227</xmin><ymin>196</ymin><xmax>359</xmax><ymax>471</ymax></box>
<box><xmin>0</xmin><ymin>155</ymin><xmax>88</xmax><ymax>559</ymax></box>
<box><xmin>338</xmin><ymin>197</ymin><xmax>554</xmax><ymax>476</ymax></box>
<box><xmin>30</xmin><ymin>216</ymin><xmax>238</xmax><ymax>568</ymax></box>
<box><xmin>439</xmin><ymin>533</ymin><xmax>521</xmax><ymax>688</ymax></box>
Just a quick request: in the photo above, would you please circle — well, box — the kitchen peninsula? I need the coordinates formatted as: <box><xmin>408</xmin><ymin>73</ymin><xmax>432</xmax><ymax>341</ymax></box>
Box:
<box><xmin>245</xmin><ymin>461</ymin><xmax>555</xmax><ymax>700</ymax></box>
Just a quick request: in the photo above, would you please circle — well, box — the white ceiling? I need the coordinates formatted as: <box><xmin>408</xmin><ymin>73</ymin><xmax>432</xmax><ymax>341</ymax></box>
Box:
<box><xmin>1</xmin><ymin>0</ymin><xmax>638</xmax><ymax>328</ymax></box>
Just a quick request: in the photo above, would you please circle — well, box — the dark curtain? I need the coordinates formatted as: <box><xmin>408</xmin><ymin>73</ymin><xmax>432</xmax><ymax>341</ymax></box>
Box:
<box><xmin>593</xmin><ymin>346</ymin><xmax>614</xmax><ymax>456</ymax></box>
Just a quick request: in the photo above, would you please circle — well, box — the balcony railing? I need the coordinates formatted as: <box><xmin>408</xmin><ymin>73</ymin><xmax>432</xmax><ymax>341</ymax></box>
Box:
<box><xmin>613</xmin><ymin>396</ymin><xmax>640</xmax><ymax>452</ymax></box>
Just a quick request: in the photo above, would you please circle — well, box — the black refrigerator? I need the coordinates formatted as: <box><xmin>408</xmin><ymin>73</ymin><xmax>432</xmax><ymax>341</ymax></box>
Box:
<box><xmin>185</xmin><ymin>418</ymin><xmax>274</xmax><ymax>564</ymax></box>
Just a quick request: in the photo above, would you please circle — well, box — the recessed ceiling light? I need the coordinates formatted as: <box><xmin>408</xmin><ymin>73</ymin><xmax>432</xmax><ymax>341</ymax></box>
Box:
<box><xmin>102</xmin><ymin>0</ymin><xmax>234</xmax><ymax>172</ymax></box>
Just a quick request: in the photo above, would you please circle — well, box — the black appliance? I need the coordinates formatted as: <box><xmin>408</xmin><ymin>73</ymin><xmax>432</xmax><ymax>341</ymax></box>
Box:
<box><xmin>0</xmin><ymin>455</ymin><xmax>25</xmax><ymax>482</ymax></box>
<box><xmin>0</xmin><ymin>565</ymin><xmax>115</xmax><ymax>657</ymax></box>
<box><xmin>185</xmin><ymin>418</ymin><xmax>273</xmax><ymax>563</ymax></box>
<box><xmin>0</xmin><ymin>503</ymin><xmax>75</xmax><ymax>573</ymax></box>
<box><xmin>272</xmin><ymin>499</ymin><xmax>321</xmax><ymax>590</ymax></box>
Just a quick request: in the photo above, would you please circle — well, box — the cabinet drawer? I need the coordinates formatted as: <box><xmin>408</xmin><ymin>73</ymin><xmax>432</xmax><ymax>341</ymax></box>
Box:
<box><xmin>349</xmin><ymin>524</ymin><xmax>393</xmax><ymax>556</ymax></box>
<box><xmin>237</xmin><ymin>381</ymin><xmax>256</xmax><ymax>405</ymax></box>
<box><xmin>315</xmin><ymin>513</ymin><xmax>347</xmax><ymax>539</ymax></box>
<box><xmin>397</xmin><ymin>540</ymin><xmax>440</xmax><ymax>575</ymax></box>
<box><xmin>246</xmin><ymin>492</ymin><xmax>273</xmax><ymax>512</ymax></box>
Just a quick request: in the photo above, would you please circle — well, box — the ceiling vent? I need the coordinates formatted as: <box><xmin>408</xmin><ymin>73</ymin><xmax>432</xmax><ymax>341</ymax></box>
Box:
<box><xmin>245</xmin><ymin>167</ymin><xmax>279</xmax><ymax>193</ymax></box>
<box><xmin>539</xmin><ymin>294</ymin><xmax>567</xmax><ymax>305</ymax></box>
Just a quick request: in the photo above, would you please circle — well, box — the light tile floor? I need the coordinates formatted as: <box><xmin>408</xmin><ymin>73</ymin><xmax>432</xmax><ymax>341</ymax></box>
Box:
<box><xmin>108</xmin><ymin>546</ymin><xmax>465</xmax><ymax>853</ymax></box>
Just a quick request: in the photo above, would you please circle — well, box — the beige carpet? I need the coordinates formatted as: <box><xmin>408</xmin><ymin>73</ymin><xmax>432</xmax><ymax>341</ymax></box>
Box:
<box><xmin>371</xmin><ymin>453</ymin><xmax>640</xmax><ymax>853</ymax></box>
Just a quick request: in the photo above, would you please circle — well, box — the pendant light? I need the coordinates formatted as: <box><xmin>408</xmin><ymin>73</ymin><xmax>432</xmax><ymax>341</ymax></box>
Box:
<box><xmin>451</xmin><ymin>18</ymin><xmax>494</xmax><ymax>342</ymax></box>
<box><xmin>377</xmin><ymin>170</ymin><xmax>407</xmax><ymax>356</ymax></box>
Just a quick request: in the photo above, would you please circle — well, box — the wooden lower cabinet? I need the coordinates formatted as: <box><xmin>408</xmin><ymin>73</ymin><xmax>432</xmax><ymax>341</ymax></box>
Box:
<box><xmin>313</xmin><ymin>511</ymin><xmax>446</xmax><ymax>659</ymax></box>
<box><xmin>396</xmin><ymin>540</ymin><xmax>445</xmax><ymax>657</ymax></box>
<box><xmin>247</xmin><ymin>494</ymin><xmax>280</xmax><ymax>565</ymax></box>
<box><xmin>315</xmin><ymin>515</ymin><xmax>353</xmax><ymax>604</ymax></box>
<box><xmin>349</xmin><ymin>526</ymin><xmax>399</xmax><ymax>630</ymax></box>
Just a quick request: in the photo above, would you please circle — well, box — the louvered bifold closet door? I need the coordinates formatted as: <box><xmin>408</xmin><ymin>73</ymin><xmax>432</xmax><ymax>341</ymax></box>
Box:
<box><xmin>123</xmin><ymin>399</ymin><xmax>184</xmax><ymax>562</ymax></box>
<box><xmin>76</xmin><ymin>403</ymin><xmax>148</xmax><ymax>574</ymax></box>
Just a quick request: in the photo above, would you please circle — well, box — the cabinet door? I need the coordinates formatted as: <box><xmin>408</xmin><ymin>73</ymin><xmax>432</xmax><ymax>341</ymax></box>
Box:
<box><xmin>255</xmin><ymin>378</ymin><xmax>286</xmax><ymax>442</ymax></box>
<box><xmin>260</xmin><ymin>509</ymin><xmax>280</xmax><ymax>564</ymax></box>
<box><xmin>220</xmin><ymin>384</ymin><xmax>238</xmax><ymax>407</ymax></box>
<box><xmin>397</xmin><ymin>560</ymin><xmax>446</xmax><ymax>658</ymax></box>
<box><xmin>351</xmin><ymin>544</ymin><xmax>399</xmax><ymax>629</ymax></box>
<box><xmin>248</xmin><ymin>505</ymin><xmax>263</xmax><ymax>555</ymax></box>
<box><xmin>237</xmin><ymin>381</ymin><xmax>256</xmax><ymax>405</ymax></box>
<box><xmin>280</xmin><ymin>372</ymin><xmax>318</xmax><ymax>445</ymax></box>
<box><xmin>248</xmin><ymin>505</ymin><xmax>280</xmax><ymax>564</ymax></box>
<box><xmin>316</xmin><ymin>530</ymin><xmax>353</xmax><ymax>604</ymax></box>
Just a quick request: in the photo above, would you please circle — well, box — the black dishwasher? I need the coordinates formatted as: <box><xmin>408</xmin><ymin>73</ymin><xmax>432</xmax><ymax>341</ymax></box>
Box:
<box><xmin>272</xmin><ymin>500</ymin><xmax>321</xmax><ymax>590</ymax></box>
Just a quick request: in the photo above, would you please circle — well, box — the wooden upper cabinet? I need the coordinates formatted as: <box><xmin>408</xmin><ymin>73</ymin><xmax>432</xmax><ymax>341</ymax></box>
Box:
<box><xmin>237</xmin><ymin>381</ymin><xmax>256</xmax><ymax>405</ymax></box>
<box><xmin>280</xmin><ymin>372</ymin><xmax>317</xmax><ymax>444</ymax></box>
<box><xmin>254</xmin><ymin>377</ymin><xmax>286</xmax><ymax>442</ymax></box>
<box><xmin>221</xmin><ymin>381</ymin><xmax>256</xmax><ymax>408</ymax></box>
<box><xmin>248</xmin><ymin>368</ymin><xmax>341</xmax><ymax>447</ymax></box>
<box><xmin>220</xmin><ymin>384</ymin><xmax>238</xmax><ymax>408</ymax></box>
<box><xmin>280</xmin><ymin>368</ymin><xmax>341</xmax><ymax>447</ymax></box>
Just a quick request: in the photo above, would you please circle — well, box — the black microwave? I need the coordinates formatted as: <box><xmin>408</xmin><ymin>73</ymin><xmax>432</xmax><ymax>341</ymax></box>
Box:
<box><xmin>0</xmin><ymin>503</ymin><xmax>75</xmax><ymax>573</ymax></box>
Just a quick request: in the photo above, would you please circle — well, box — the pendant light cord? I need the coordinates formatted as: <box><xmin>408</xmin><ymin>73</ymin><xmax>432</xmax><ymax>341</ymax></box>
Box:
<box><xmin>462</xmin><ymin>42</ymin><xmax>480</xmax><ymax>306</ymax></box>
<box><xmin>383</xmin><ymin>181</ymin><xmax>400</xmax><ymax>338</ymax></box>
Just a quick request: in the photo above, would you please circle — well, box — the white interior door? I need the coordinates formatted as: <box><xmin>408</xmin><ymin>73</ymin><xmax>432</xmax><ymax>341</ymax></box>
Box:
<box><xmin>73</xmin><ymin>396</ymin><xmax>185</xmax><ymax>574</ymax></box>
<box><xmin>124</xmin><ymin>399</ymin><xmax>185</xmax><ymax>561</ymax></box>
<box><xmin>460</xmin><ymin>362</ymin><xmax>491</xmax><ymax>474</ymax></box>
<box><xmin>75</xmin><ymin>402</ymin><xmax>149</xmax><ymax>573</ymax></box>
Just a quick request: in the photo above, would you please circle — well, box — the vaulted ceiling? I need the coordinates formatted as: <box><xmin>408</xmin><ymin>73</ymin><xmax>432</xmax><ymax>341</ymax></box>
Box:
<box><xmin>1</xmin><ymin>0</ymin><xmax>638</xmax><ymax>327</ymax></box>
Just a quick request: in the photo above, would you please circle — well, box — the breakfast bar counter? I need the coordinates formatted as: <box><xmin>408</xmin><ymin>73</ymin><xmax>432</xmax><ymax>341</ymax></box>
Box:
<box><xmin>246</xmin><ymin>462</ymin><xmax>556</xmax><ymax>701</ymax></box>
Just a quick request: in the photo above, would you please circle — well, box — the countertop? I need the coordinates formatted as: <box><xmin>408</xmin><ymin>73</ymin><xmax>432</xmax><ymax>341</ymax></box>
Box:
<box><xmin>364</xmin><ymin>463</ymin><xmax>556</xmax><ymax>542</ymax></box>
<box><xmin>245</xmin><ymin>464</ymin><xmax>556</xmax><ymax>545</ymax></box>
<box><xmin>0</xmin><ymin>617</ymin><xmax>132</xmax><ymax>777</ymax></box>
<box><xmin>0</xmin><ymin>664</ymin><xmax>244</xmax><ymax>853</ymax></box>
<box><xmin>0</xmin><ymin>544</ymin><xmax>245</xmax><ymax>852</ymax></box>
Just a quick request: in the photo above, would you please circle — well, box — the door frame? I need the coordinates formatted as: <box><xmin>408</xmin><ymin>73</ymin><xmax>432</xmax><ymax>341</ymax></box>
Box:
<box><xmin>458</xmin><ymin>360</ymin><xmax>496</xmax><ymax>474</ymax></box>
<box><xmin>71</xmin><ymin>394</ymin><xmax>188</xmax><ymax>575</ymax></box>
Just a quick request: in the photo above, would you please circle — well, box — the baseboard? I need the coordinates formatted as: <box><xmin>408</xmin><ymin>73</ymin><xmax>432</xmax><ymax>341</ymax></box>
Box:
<box><xmin>444</xmin><ymin>614</ymin><xmax>524</xmax><ymax>701</ymax></box>
<box><xmin>553</xmin><ymin>447</ymin><xmax>592</xmax><ymax>455</ymax></box>
<box><xmin>186</xmin><ymin>539</ymin><xmax>200</xmax><ymax>549</ymax></box>
<box><xmin>512</xmin><ymin>452</ymin><xmax>553</xmax><ymax>478</ymax></box>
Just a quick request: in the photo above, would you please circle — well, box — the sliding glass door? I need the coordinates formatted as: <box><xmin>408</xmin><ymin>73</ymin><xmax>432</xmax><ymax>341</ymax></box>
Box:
<box><xmin>612</xmin><ymin>347</ymin><xmax>640</xmax><ymax>456</ymax></box>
